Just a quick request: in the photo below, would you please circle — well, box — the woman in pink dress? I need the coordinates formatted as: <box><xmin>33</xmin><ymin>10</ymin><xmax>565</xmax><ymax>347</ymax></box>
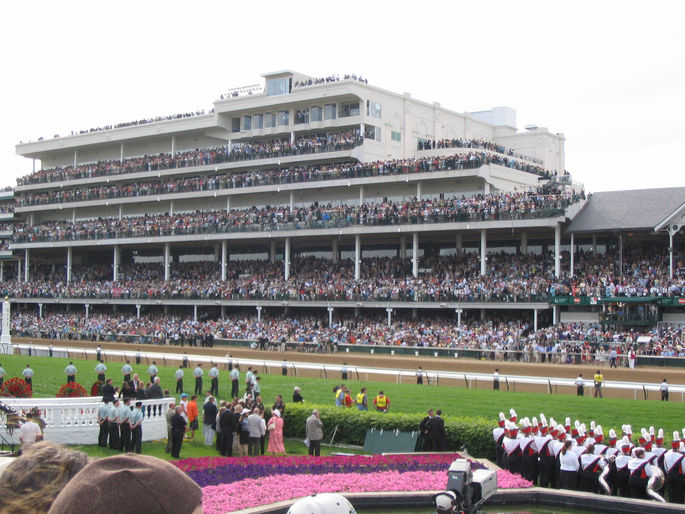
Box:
<box><xmin>266</xmin><ymin>409</ymin><xmax>285</xmax><ymax>455</ymax></box>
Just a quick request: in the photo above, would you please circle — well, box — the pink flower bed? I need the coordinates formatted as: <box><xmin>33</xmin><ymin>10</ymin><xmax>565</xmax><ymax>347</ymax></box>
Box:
<box><xmin>201</xmin><ymin>469</ymin><xmax>532</xmax><ymax>513</ymax></box>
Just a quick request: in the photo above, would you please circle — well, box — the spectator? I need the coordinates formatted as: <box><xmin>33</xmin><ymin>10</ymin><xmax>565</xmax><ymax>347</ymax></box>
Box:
<box><xmin>306</xmin><ymin>409</ymin><xmax>324</xmax><ymax>457</ymax></box>
<box><xmin>266</xmin><ymin>409</ymin><xmax>285</xmax><ymax>456</ymax></box>
<box><xmin>170</xmin><ymin>406</ymin><xmax>187</xmax><ymax>458</ymax></box>
<box><xmin>186</xmin><ymin>395</ymin><xmax>199</xmax><ymax>440</ymax></box>
<box><xmin>18</xmin><ymin>412</ymin><xmax>42</xmax><ymax>449</ymax></box>
<box><xmin>202</xmin><ymin>396</ymin><xmax>218</xmax><ymax>446</ymax></box>
<box><xmin>293</xmin><ymin>386</ymin><xmax>304</xmax><ymax>403</ymax></box>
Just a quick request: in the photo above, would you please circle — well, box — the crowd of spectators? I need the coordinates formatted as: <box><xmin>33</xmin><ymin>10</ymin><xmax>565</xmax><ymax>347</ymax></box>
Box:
<box><xmin>293</xmin><ymin>74</ymin><xmax>368</xmax><ymax>88</ymax></box>
<box><xmin>16</xmin><ymin>129</ymin><xmax>363</xmax><ymax>186</ymax></box>
<box><xmin>11</xmin><ymin>187</ymin><xmax>579</xmax><ymax>243</ymax></box>
<box><xmin>419</xmin><ymin>138</ymin><xmax>544</xmax><ymax>165</ymax></box>
<box><xmin>0</xmin><ymin>205</ymin><xmax>13</xmax><ymax>214</ymax></box>
<box><xmin>17</xmin><ymin>150</ymin><xmax>562</xmax><ymax>207</ymax></box>
<box><xmin>2</xmin><ymin>247</ymin><xmax>682</xmax><ymax>304</ymax></box>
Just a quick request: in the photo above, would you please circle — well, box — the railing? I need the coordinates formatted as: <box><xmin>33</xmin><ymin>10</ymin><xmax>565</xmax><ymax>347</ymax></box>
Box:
<box><xmin>0</xmin><ymin>395</ymin><xmax>169</xmax><ymax>445</ymax></box>
<box><xmin>12</xmin><ymin>207</ymin><xmax>568</xmax><ymax>244</ymax></box>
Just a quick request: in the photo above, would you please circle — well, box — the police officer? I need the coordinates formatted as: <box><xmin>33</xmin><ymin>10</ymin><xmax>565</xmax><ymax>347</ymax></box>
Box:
<box><xmin>64</xmin><ymin>362</ymin><xmax>77</xmax><ymax>383</ymax></box>
<box><xmin>129</xmin><ymin>401</ymin><xmax>144</xmax><ymax>454</ymax></box>
<box><xmin>208</xmin><ymin>362</ymin><xmax>219</xmax><ymax>397</ymax></box>
<box><xmin>193</xmin><ymin>363</ymin><xmax>204</xmax><ymax>395</ymax></box>
<box><xmin>119</xmin><ymin>398</ymin><xmax>132</xmax><ymax>452</ymax></box>
<box><xmin>95</xmin><ymin>360</ymin><xmax>107</xmax><ymax>382</ymax></box>
<box><xmin>175</xmin><ymin>365</ymin><xmax>184</xmax><ymax>394</ymax></box>
<box><xmin>147</xmin><ymin>361</ymin><xmax>159</xmax><ymax>381</ymax></box>
<box><xmin>121</xmin><ymin>361</ymin><xmax>133</xmax><ymax>382</ymax></box>
<box><xmin>22</xmin><ymin>364</ymin><xmax>34</xmax><ymax>389</ymax></box>
<box><xmin>230</xmin><ymin>366</ymin><xmax>240</xmax><ymax>398</ymax></box>
<box><xmin>108</xmin><ymin>399</ymin><xmax>121</xmax><ymax>450</ymax></box>
<box><xmin>98</xmin><ymin>398</ymin><xmax>110</xmax><ymax>447</ymax></box>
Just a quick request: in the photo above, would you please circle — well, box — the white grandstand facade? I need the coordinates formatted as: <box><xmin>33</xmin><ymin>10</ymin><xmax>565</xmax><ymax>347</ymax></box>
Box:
<box><xmin>4</xmin><ymin>70</ymin><xmax>684</xmax><ymax>340</ymax></box>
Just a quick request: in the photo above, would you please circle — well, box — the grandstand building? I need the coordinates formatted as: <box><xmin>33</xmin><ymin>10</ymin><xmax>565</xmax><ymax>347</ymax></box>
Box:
<box><xmin>4</xmin><ymin>70</ymin><xmax>684</xmax><ymax>341</ymax></box>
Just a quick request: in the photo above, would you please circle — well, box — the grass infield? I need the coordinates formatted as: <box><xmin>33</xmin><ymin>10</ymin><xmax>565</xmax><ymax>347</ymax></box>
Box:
<box><xmin>1</xmin><ymin>353</ymin><xmax>683</xmax><ymax>459</ymax></box>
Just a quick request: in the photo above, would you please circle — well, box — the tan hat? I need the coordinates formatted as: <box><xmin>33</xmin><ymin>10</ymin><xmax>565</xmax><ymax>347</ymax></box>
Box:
<box><xmin>48</xmin><ymin>454</ymin><xmax>202</xmax><ymax>514</ymax></box>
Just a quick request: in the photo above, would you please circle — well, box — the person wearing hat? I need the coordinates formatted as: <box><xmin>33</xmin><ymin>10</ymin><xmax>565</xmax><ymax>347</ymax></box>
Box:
<box><xmin>664</xmin><ymin>435</ymin><xmax>684</xmax><ymax>503</ymax></box>
<box><xmin>170</xmin><ymin>405</ymin><xmax>187</xmax><ymax>458</ymax></box>
<box><xmin>502</xmin><ymin>423</ymin><xmax>522</xmax><ymax>475</ymax></box>
<box><xmin>614</xmin><ymin>436</ymin><xmax>633</xmax><ymax>497</ymax></box>
<box><xmin>433</xmin><ymin>491</ymin><xmax>457</xmax><ymax>513</ymax></box>
<box><xmin>493</xmin><ymin>413</ymin><xmax>507</xmax><ymax>468</ymax></box>
<box><xmin>47</xmin><ymin>453</ymin><xmax>203</xmax><ymax>513</ymax></box>
<box><xmin>293</xmin><ymin>386</ymin><xmax>304</xmax><ymax>403</ymax></box>
<box><xmin>287</xmin><ymin>493</ymin><xmax>355</xmax><ymax>514</ymax></box>
<box><xmin>129</xmin><ymin>401</ymin><xmax>144</xmax><ymax>454</ymax></box>
<box><xmin>628</xmin><ymin>447</ymin><xmax>658</xmax><ymax>499</ymax></box>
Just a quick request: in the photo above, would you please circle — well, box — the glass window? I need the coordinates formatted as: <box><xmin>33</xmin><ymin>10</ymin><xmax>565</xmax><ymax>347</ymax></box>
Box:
<box><xmin>340</xmin><ymin>102</ymin><xmax>360</xmax><ymax>118</ymax></box>
<box><xmin>265</xmin><ymin>77</ymin><xmax>291</xmax><ymax>96</ymax></box>
<box><xmin>391</xmin><ymin>131</ymin><xmax>402</xmax><ymax>142</ymax></box>
<box><xmin>295</xmin><ymin>109</ymin><xmax>309</xmax><ymax>125</ymax></box>
<box><xmin>231</xmin><ymin>118</ymin><xmax>241</xmax><ymax>133</ymax></box>
<box><xmin>278</xmin><ymin>110</ymin><xmax>290</xmax><ymax>126</ymax></box>
<box><xmin>242</xmin><ymin>116</ymin><xmax>252</xmax><ymax>131</ymax></box>
<box><xmin>253</xmin><ymin>114</ymin><xmax>263</xmax><ymax>130</ymax></box>
<box><xmin>324</xmin><ymin>104</ymin><xmax>337</xmax><ymax>120</ymax></box>
<box><xmin>366</xmin><ymin>100</ymin><xmax>382</xmax><ymax>118</ymax></box>
<box><xmin>364</xmin><ymin>125</ymin><xmax>381</xmax><ymax>142</ymax></box>
<box><xmin>265</xmin><ymin>112</ymin><xmax>276</xmax><ymax>128</ymax></box>
<box><xmin>310</xmin><ymin>106</ymin><xmax>323</xmax><ymax>122</ymax></box>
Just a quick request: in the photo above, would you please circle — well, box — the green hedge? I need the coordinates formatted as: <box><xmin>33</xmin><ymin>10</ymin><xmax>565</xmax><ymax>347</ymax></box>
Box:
<box><xmin>279</xmin><ymin>403</ymin><xmax>495</xmax><ymax>460</ymax></box>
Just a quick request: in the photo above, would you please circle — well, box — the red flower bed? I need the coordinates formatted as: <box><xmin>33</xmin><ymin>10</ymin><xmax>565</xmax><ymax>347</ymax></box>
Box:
<box><xmin>0</xmin><ymin>377</ymin><xmax>33</xmax><ymax>398</ymax></box>
<box><xmin>56</xmin><ymin>382</ymin><xmax>88</xmax><ymax>398</ymax></box>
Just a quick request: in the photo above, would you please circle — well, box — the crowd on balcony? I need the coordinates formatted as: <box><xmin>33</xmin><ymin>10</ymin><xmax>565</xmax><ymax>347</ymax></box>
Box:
<box><xmin>16</xmin><ymin>150</ymin><xmax>563</xmax><ymax>207</ymax></box>
<box><xmin>293</xmin><ymin>74</ymin><xmax>368</xmax><ymax>88</ymax></box>
<box><xmin>3</xmin><ymin>246</ymin><xmax>682</xmax><ymax>304</ymax></box>
<box><xmin>16</xmin><ymin>129</ymin><xmax>364</xmax><ymax>186</ymax></box>
<box><xmin>0</xmin><ymin>205</ymin><xmax>14</xmax><ymax>214</ymax></box>
<box><xmin>11</xmin><ymin>187</ymin><xmax>579</xmax><ymax>243</ymax></box>
<box><xmin>17</xmin><ymin>132</ymin><xmax>559</xmax><ymax>188</ymax></box>
<box><xmin>419</xmin><ymin>138</ymin><xmax>544</xmax><ymax>165</ymax></box>
<box><xmin>8</xmin><ymin>310</ymin><xmax>683</xmax><ymax>360</ymax></box>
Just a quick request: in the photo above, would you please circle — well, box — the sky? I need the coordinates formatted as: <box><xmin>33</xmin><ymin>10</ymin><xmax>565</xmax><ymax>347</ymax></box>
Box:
<box><xmin>1</xmin><ymin>1</ymin><xmax>683</xmax><ymax>193</ymax></box>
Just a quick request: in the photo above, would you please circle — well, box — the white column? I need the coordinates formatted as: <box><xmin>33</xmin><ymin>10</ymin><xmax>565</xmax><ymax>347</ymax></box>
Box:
<box><xmin>484</xmin><ymin>181</ymin><xmax>491</xmax><ymax>194</ymax></box>
<box><xmin>256</xmin><ymin>306</ymin><xmax>262</xmax><ymax>322</ymax></box>
<box><xmin>17</xmin><ymin>260</ymin><xmax>21</xmax><ymax>281</ymax></box>
<box><xmin>386</xmin><ymin>307</ymin><xmax>393</xmax><ymax>327</ymax></box>
<box><xmin>456</xmin><ymin>233</ymin><xmax>462</xmax><ymax>254</ymax></box>
<box><xmin>354</xmin><ymin>234</ymin><xmax>361</xmax><ymax>281</ymax></box>
<box><xmin>400</xmin><ymin>236</ymin><xmax>407</xmax><ymax>259</ymax></box>
<box><xmin>534</xmin><ymin>309</ymin><xmax>538</xmax><ymax>332</ymax></box>
<box><xmin>480</xmin><ymin>229</ymin><xmax>487</xmax><ymax>276</ymax></box>
<box><xmin>136</xmin><ymin>305</ymin><xmax>141</xmax><ymax>319</ymax></box>
<box><xmin>221</xmin><ymin>240</ymin><xmax>228</xmax><ymax>281</ymax></box>
<box><xmin>554</xmin><ymin>224</ymin><xmax>561</xmax><ymax>278</ymax></box>
<box><xmin>284</xmin><ymin>238</ymin><xmax>291</xmax><ymax>280</ymax></box>
<box><xmin>171</xmin><ymin>135</ymin><xmax>176</xmax><ymax>156</ymax></box>
<box><xmin>669</xmin><ymin>230</ymin><xmax>674</xmax><ymax>279</ymax></box>
<box><xmin>412</xmin><ymin>232</ymin><xmax>419</xmax><ymax>278</ymax></box>
<box><xmin>269</xmin><ymin>241</ymin><xmax>276</xmax><ymax>264</ymax></box>
<box><xmin>331</xmin><ymin>239</ymin><xmax>338</xmax><ymax>263</ymax></box>
<box><xmin>120</xmin><ymin>143</ymin><xmax>124</xmax><ymax>162</ymax></box>
<box><xmin>72</xmin><ymin>209</ymin><xmax>76</xmax><ymax>222</ymax></box>
<box><xmin>32</xmin><ymin>158</ymin><xmax>36</xmax><ymax>172</ymax></box>
<box><xmin>553</xmin><ymin>305</ymin><xmax>559</xmax><ymax>325</ymax></box>
<box><xmin>164</xmin><ymin>243</ymin><xmax>171</xmax><ymax>282</ymax></box>
<box><xmin>73</xmin><ymin>149</ymin><xmax>78</xmax><ymax>167</ymax></box>
<box><xmin>618</xmin><ymin>233</ymin><xmax>623</xmax><ymax>277</ymax></box>
<box><xmin>169</xmin><ymin>200</ymin><xmax>174</xmax><ymax>217</ymax></box>
<box><xmin>0</xmin><ymin>300</ymin><xmax>11</xmax><ymax>344</ymax></box>
<box><xmin>0</xmin><ymin>261</ymin><xmax>3</xmax><ymax>283</ymax></box>
<box><xmin>359</xmin><ymin>185</ymin><xmax>365</xmax><ymax>206</ymax></box>
<box><xmin>226</xmin><ymin>196</ymin><xmax>231</xmax><ymax>214</ymax></box>
<box><xmin>193</xmin><ymin>305</ymin><xmax>198</xmax><ymax>322</ymax></box>
<box><xmin>521</xmin><ymin>231</ymin><xmax>528</xmax><ymax>254</ymax></box>
<box><xmin>24</xmin><ymin>249</ymin><xmax>30</xmax><ymax>282</ymax></box>
<box><xmin>328</xmin><ymin>306</ymin><xmax>334</xmax><ymax>327</ymax></box>
<box><xmin>570</xmin><ymin>233</ymin><xmax>575</xmax><ymax>278</ymax></box>
<box><xmin>113</xmin><ymin>245</ymin><xmax>120</xmax><ymax>282</ymax></box>
<box><xmin>592</xmin><ymin>234</ymin><xmax>597</xmax><ymax>254</ymax></box>
<box><xmin>289</xmin><ymin>191</ymin><xmax>294</xmax><ymax>212</ymax></box>
<box><xmin>416</xmin><ymin>181</ymin><xmax>422</xmax><ymax>201</ymax></box>
<box><xmin>290</xmin><ymin>131</ymin><xmax>295</xmax><ymax>143</ymax></box>
<box><xmin>38</xmin><ymin>303</ymin><xmax>43</xmax><ymax>318</ymax></box>
<box><xmin>118</xmin><ymin>205</ymin><xmax>123</xmax><ymax>220</ymax></box>
<box><xmin>456</xmin><ymin>308</ymin><xmax>463</xmax><ymax>328</ymax></box>
<box><xmin>85</xmin><ymin>304</ymin><xmax>90</xmax><ymax>319</ymax></box>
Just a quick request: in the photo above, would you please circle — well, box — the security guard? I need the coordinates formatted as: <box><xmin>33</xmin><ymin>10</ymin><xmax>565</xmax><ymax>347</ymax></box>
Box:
<box><xmin>147</xmin><ymin>361</ymin><xmax>159</xmax><ymax>381</ymax></box>
<box><xmin>108</xmin><ymin>399</ymin><xmax>121</xmax><ymax>450</ymax></box>
<box><xmin>98</xmin><ymin>398</ymin><xmax>110</xmax><ymax>447</ymax></box>
<box><xmin>193</xmin><ymin>363</ymin><xmax>204</xmax><ymax>395</ymax></box>
<box><xmin>230</xmin><ymin>366</ymin><xmax>240</xmax><ymax>398</ymax></box>
<box><xmin>95</xmin><ymin>360</ymin><xmax>107</xmax><ymax>382</ymax></box>
<box><xmin>355</xmin><ymin>387</ymin><xmax>368</xmax><ymax>411</ymax></box>
<box><xmin>208</xmin><ymin>363</ymin><xmax>219</xmax><ymax>397</ymax></box>
<box><xmin>129</xmin><ymin>401</ymin><xmax>144</xmax><ymax>454</ymax></box>
<box><xmin>373</xmin><ymin>391</ymin><xmax>390</xmax><ymax>412</ymax></box>
<box><xmin>64</xmin><ymin>362</ymin><xmax>77</xmax><ymax>383</ymax></box>
<box><xmin>121</xmin><ymin>361</ymin><xmax>133</xmax><ymax>382</ymax></box>
<box><xmin>119</xmin><ymin>398</ymin><xmax>133</xmax><ymax>452</ymax></box>
<box><xmin>175</xmin><ymin>365</ymin><xmax>184</xmax><ymax>394</ymax></box>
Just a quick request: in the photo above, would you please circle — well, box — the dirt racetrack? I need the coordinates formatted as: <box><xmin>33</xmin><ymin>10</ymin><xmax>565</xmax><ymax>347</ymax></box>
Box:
<box><xmin>14</xmin><ymin>337</ymin><xmax>685</xmax><ymax>401</ymax></box>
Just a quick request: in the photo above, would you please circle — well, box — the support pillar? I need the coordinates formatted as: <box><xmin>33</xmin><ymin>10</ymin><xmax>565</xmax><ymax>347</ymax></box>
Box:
<box><xmin>386</xmin><ymin>307</ymin><xmax>393</xmax><ymax>327</ymax></box>
<box><xmin>257</xmin><ymin>306</ymin><xmax>262</xmax><ymax>322</ymax></box>
<box><xmin>331</xmin><ymin>239</ymin><xmax>338</xmax><ymax>263</ymax></box>
<box><xmin>570</xmin><ymin>233</ymin><xmax>575</xmax><ymax>278</ymax></box>
<box><xmin>328</xmin><ymin>306</ymin><xmax>334</xmax><ymax>327</ymax></box>
<box><xmin>39</xmin><ymin>303</ymin><xmax>43</xmax><ymax>318</ymax></box>
<box><xmin>289</xmin><ymin>191</ymin><xmax>294</xmax><ymax>212</ymax></box>
<box><xmin>412</xmin><ymin>232</ymin><xmax>419</xmax><ymax>278</ymax></box>
<box><xmin>592</xmin><ymin>234</ymin><xmax>597</xmax><ymax>255</ymax></box>
<box><xmin>17</xmin><ymin>260</ymin><xmax>21</xmax><ymax>282</ymax></box>
<box><xmin>456</xmin><ymin>233</ymin><xmax>462</xmax><ymax>254</ymax></box>
<box><xmin>354</xmin><ymin>235</ymin><xmax>361</xmax><ymax>281</ymax></box>
<box><xmin>113</xmin><ymin>245</ymin><xmax>120</xmax><ymax>282</ymax></box>
<box><xmin>669</xmin><ymin>229</ymin><xmax>675</xmax><ymax>279</ymax></box>
<box><xmin>118</xmin><ymin>204</ymin><xmax>123</xmax><ymax>220</ymax></box>
<box><xmin>480</xmin><ymin>309</ymin><xmax>486</xmax><ymax>320</ymax></box>
<box><xmin>120</xmin><ymin>143</ymin><xmax>124</xmax><ymax>162</ymax></box>
<box><xmin>400</xmin><ymin>236</ymin><xmax>407</xmax><ymax>259</ymax></box>
<box><xmin>480</xmin><ymin>229</ymin><xmax>487</xmax><ymax>276</ymax></box>
<box><xmin>269</xmin><ymin>241</ymin><xmax>276</xmax><ymax>264</ymax></box>
<box><xmin>412</xmin><ymin>308</ymin><xmax>418</xmax><ymax>319</ymax></box>
<box><xmin>619</xmin><ymin>233</ymin><xmax>623</xmax><ymax>277</ymax></box>
<box><xmin>136</xmin><ymin>305</ymin><xmax>141</xmax><ymax>319</ymax></box>
<box><xmin>85</xmin><ymin>304</ymin><xmax>90</xmax><ymax>319</ymax></box>
<box><xmin>164</xmin><ymin>243</ymin><xmax>171</xmax><ymax>282</ymax></box>
<box><xmin>24</xmin><ymin>249</ymin><xmax>29</xmax><ymax>283</ymax></box>
<box><xmin>0</xmin><ymin>261</ymin><xmax>3</xmax><ymax>283</ymax></box>
<box><xmin>359</xmin><ymin>185</ymin><xmax>365</xmax><ymax>206</ymax></box>
<box><xmin>521</xmin><ymin>231</ymin><xmax>528</xmax><ymax>255</ymax></box>
<box><xmin>221</xmin><ymin>240</ymin><xmax>228</xmax><ymax>281</ymax></box>
<box><xmin>416</xmin><ymin>181</ymin><xmax>422</xmax><ymax>201</ymax></box>
<box><xmin>534</xmin><ymin>309</ymin><xmax>538</xmax><ymax>332</ymax></box>
<box><xmin>169</xmin><ymin>200</ymin><xmax>174</xmax><ymax>217</ymax></box>
<box><xmin>284</xmin><ymin>238</ymin><xmax>291</xmax><ymax>280</ymax></box>
<box><xmin>193</xmin><ymin>305</ymin><xmax>198</xmax><ymax>322</ymax></box>
<box><xmin>553</xmin><ymin>305</ymin><xmax>559</xmax><ymax>325</ymax></box>
<box><xmin>456</xmin><ymin>308</ymin><xmax>463</xmax><ymax>328</ymax></box>
<box><xmin>171</xmin><ymin>135</ymin><xmax>176</xmax><ymax>156</ymax></box>
<box><xmin>226</xmin><ymin>196</ymin><xmax>231</xmax><ymax>213</ymax></box>
<box><xmin>73</xmin><ymin>149</ymin><xmax>78</xmax><ymax>167</ymax></box>
<box><xmin>554</xmin><ymin>224</ymin><xmax>561</xmax><ymax>279</ymax></box>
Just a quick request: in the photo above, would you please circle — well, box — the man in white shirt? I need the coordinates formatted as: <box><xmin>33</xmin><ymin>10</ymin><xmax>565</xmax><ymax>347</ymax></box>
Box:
<box><xmin>575</xmin><ymin>374</ymin><xmax>584</xmax><ymax>396</ymax></box>
<box><xmin>230</xmin><ymin>367</ymin><xmax>240</xmax><ymax>398</ymax></box>
<box><xmin>18</xmin><ymin>412</ymin><xmax>42</xmax><ymax>449</ymax></box>
<box><xmin>147</xmin><ymin>361</ymin><xmax>159</xmax><ymax>381</ymax></box>
<box><xmin>193</xmin><ymin>364</ymin><xmax>203</xmax><ymax>395</ymax></box>
<box><xmin>208</xmin><ymin>363</ymin><xmax>219</xmax><ymax>397</ymax></box>
<box><xmin>95</xmin><ymin>360</ymin><xmax>107</xmax><ymax>382</ymax></box>
<box><xmin>64</xmin><ymin>362</ymin><xmax>77</xmax><ymax>383</ymax></box>
<box><xmin>660</xmin><ymin>379</ymin><xmax>669</xmax><ymax>401</ymax></box>
<box><xmin>175</xmin><ymin>365</ymin><xmax>184</xmax><ymax>394</ymax></box>
<box><xmin>22</xmin><ymin>365</ymin><xmax>34</xmax><ymax>389</ymax></box>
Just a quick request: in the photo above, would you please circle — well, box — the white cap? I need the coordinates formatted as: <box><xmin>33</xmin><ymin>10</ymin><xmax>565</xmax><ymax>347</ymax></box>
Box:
<box><xmin>574</xmin><ymin>420</ymin><xmax>580</xmax><ymax>429</ymax></box>
<box><xmin>649</xmin><ymin>426</ymin><xmax>655</xmax><ymax>436</ymax></box>
<box><xmin>287</xmin><ymin>494</ymin><xmax>355</xmax><ymax>514</ymax></box>
<box><xmin>435</xmin><ymin>491</ymin><xmax>457</xmax><ymax>511</ymax></box>
<box><xmin>609</xmin><ymin>429</ymin><xmax>617</xmax><ymax>439</ymax></box>
<box><xmin>510</xmin><ymin>408</ymin><xmax>517</xmax><ymax>418</ymax></box>
<box><xmin>680</xmin><ymin>442</ymin><xmax>685</xmax><ymax>453</ymax></box>
<box><xmin>565</xmin><ymin>417</ymin><xmax>571</xmax><ymax>426</ymax></box>
<box><xmin>596</xmin><ymin>426</ymin><xmax>603</xmax><ymax>436</ymax></box>
<box><xmin>532</xmin><ymin>416</ymin><xmax>539</xmax><ymax>427</ymax></box>
<box><xmin>499</xmin><ymin>412</ymin><xmax>506</xmax><ymax>421</ymax></box>
<box><xmin>674</xmin><ymin>431</ymin><xmax>681</xmax><ymax>441</ymax></box>
<box><xmin>590</xmin><ymin>421</ymin><xmax>596</xmax><ymax>431</ymax></box>
<box><xmin>540</xmin><ymin>413</ymin><xmax>547</xmax><ymax>426</ymax></box>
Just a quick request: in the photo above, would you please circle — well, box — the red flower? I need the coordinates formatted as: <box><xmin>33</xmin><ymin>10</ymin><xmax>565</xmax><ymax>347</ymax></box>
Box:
<box><xmin>0</xmin><ymin>377</ymin><xmax>33</xmax><ymax>398</ymax></box>
<box><xmin>56</xmin><ymin>382</ymin><xmax>88</xmax><ymax>398</ymax></box>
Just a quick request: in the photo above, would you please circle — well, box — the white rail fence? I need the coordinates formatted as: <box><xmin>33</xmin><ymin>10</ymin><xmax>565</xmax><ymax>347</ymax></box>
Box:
<box><xmin>7</xmin><ymin>343</ymin><xmax>685</xmax><ymax>402</ymax></box>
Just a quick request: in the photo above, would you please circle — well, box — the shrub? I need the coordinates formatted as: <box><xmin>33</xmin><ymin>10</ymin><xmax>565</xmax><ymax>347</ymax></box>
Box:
<box><xmin>56</xmin><ymin>382</ymin><xmax>88</xmax><ymax>398</ymax></box>
<box><xmin>281</xmin><ymin>403</ymin><xmax>495</xmax><ymax>459</ymax></box>
<box><xmin>0</xmin><ymin>377</ymin><xmax>33</xmax><ymax>398</ymax></box>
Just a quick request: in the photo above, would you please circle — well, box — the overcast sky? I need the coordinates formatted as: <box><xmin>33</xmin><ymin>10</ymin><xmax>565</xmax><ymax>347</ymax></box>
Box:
<box><xmin>1</xmin><ymin>1</ymin><xmax>683</xmax><ymax>193</ymax></box>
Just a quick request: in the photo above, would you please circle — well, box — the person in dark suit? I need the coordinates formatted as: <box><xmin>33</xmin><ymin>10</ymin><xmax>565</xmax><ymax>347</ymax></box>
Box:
<box><xmin>218</xmin><ymin>406</ymin><xmax>236</xmax><ymax>456</ymax></box>
<box><xmin>428</xmin><ymin>409</ymin><xmax>448</xmax><ymax>451</ymax></box>
<box><xmin>418</xmin><ymin>409</ymin><xmax>434</xmax><ymax>451</ymax></box>
<box><xmin>101</xmin><ymin>378</ymin><xmax>115</xmax><ymax>403</ymax></box>
<box><xmin>170</xmin><ymin>406</ymin><xmax>187</xmax><ymax>458</ymax></box>
<box><xmin>149</xmin><ymin>377</ymin><xmax>163</xmax><ymax>399</ymax></box>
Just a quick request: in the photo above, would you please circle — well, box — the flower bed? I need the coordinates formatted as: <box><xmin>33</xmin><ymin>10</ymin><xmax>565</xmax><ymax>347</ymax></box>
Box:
<box><xmin>175</xmin><ymin>454</ymin><xmax>533</xmax><ymax>513</ymax></box>
<box><xmin>56</xmin><ymin>382</ymin><xmax>88</xmax><ymax>398</ymax></box>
